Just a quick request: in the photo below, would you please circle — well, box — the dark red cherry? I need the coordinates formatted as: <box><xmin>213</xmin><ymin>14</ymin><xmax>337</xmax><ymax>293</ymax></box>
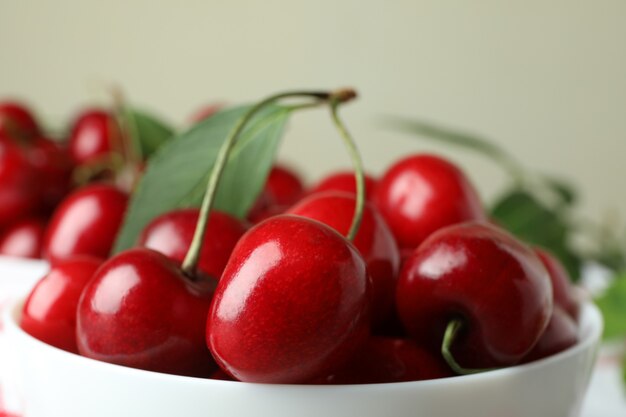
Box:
<box><xmin>0</xmin><ymin>101</ymin><xmax>40</xmax><ymax>140</ymax></box>
<box><xmin>535</xmin><ymin>248</ymin><xmax>579</xmax><ymax>320</ymax></box>
<box><xmin>0</xmin><ymin>218</ymin><xmax>45</xmax><ymax>259</ymax></box>
<box><xmin>207</xmin><ymin>215</ymin><xmax>370</xmax><ymax>383</ymax></box>
<box><xmin>21</xmin><ymin>256</ymin><xmax>102</xmax><ymax>353</ymax></box>
<box><xmin>312</xmin><ymin>337</ymin><xmax>452</xmax><ymax>384</ymax></box>
<box><xmin>138</xmin><ymin>208</ymin><xmax>247</xmax><ymax>279</ymax></box>
<box><xmin>68</xmin><ymin>109</ymin><xmax>121</xmax><ymax>166</ymax></box>
<box><xmin>523</xmin><ymin>306</ymin><xmax>578</xmax><ymax>363</ymax></box>
<box><xmin>0</xmin><ymin>136</ymin><xmax>39</xmax><ymax>228</ymax></box>
<box><xmin>397</xmin><ymin>222</ymin><xmax>552</xmax><ymax>368</ymax></box>
<box><xmin>247</xmin><ymin>165</ymin><xmax>305</xmax><ymax>223</ymax></box>
<box><xmin>375</xmin><ymin>154</ymin><xmax>486</xmax><ymax>249</ymax></box>
<box><xmin>210</xmin><ymin>369</ymin><xmax>235</xmax><ymax>381</ymax></box>
<box><xmin>26</xmin><ymin>137</ymin><xmax>73</xmax><ymax>210</ymax></box>
<box><xmin>42</xmin><ymin>183</ymin><xmax>128</xmax><ymax>264</ymax></box>
<box><xmin>310</xmin><ymin>171</ymin><xmax>377</xmax><ymax>200</ymax></box>
<box><xmin>76</xmin><ymin>248</ymin><xmax>216</xmax><ymax>377</ymax></box>
<box><xmin>287</xmin><ymin>192</ymin><xmax>400</xmax><ymax>325</ymax></box>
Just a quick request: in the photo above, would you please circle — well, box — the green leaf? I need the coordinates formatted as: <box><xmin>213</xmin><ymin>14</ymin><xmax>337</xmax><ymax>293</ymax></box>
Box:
<box><xmin>125</xmin><ymin>108</ymin><xmax>175</xmax><ymax>159</ymax></box>
<box><xmin>490</xmin><ymin>189</ymin><xmax>582</xmax><ymax>280</ymax></box>
<box><xmin>595</xmin><ymin>273</ymin><xmax>626</xmax><ymax>340</ymax></box>
<box><xmin>382</xmin><ymin>116</ymin><xmax>524</xmax><ymax>179</ymax></box>
<box><xmin>113</xmin><ymin>104</ymin><xmax>290</xmax><ymax>253</ymax></box>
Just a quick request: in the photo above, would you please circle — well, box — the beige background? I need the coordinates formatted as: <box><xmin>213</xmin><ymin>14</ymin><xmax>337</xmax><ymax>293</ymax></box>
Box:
<box><xmin>1</xmin><ymin>0</ymin><xmax>624</xmax><ymax>221</ymax></box>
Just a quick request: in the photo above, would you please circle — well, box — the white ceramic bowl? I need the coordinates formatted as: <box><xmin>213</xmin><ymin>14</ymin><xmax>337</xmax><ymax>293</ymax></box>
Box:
<box><xmin>3</xmin><ymin>296</ymin><xmax>601</xmax><ymax>417</ymax></box>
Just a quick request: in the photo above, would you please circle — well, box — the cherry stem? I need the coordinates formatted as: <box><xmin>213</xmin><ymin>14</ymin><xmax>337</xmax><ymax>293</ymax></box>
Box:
<box><xmin>329</xmin><ymin>93</ymin><xmax>364</xmax><ymax>242</ymax></box>
<box><xmin>441</xmin><ymin>319</ymin><xmax>499</xmax><ymax>375</ymax></box>
<box><xmin>181</xmin><ymin>89</ymin><xmax>357</xmax><ymax>276</ymax></box>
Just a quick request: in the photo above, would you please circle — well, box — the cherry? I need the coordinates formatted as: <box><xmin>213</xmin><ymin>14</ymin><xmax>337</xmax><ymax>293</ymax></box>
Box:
<box><xmin>0</xmin><ymin>136</ymin><xmax>39</xmax><ymax>228</ymax></box>
<box><xmin>0</xmin><ymin>101</ymin><xmax>40</xmax><ymax>140</ymax></box>
<box><xmin>247</xmin><ymin>165</ymin><xmax>305</xmax><ymax>223</ymax></box>
<box><xmin>26</xmin><ymin>136</ymin><xmax>73</xmax><ymax>210</ymax></box>
<box><xmin>523</xmin><ymin>306</ymin><xmax>578</xmax><ymax>363</ymax></box>
<box><xmin>0</xmin><ymin>218</ymin><xmax>45</xmax><ymax>259</ymax></box>
<box><xmin>374</xmin><ymin>154</ymin><xmax>486</xmax><ymax>250</ymax></box>
<box><xmin>42</xmin><ymin>183</ymin><xmax>128</xmax><ymax>264</ymax></box>
<box><xmin>535</xmin><ymin>248</ymin><xmax>579</xmax><ymax>320</ymax></box>
<box><xmin>210</xmin><ymin>369</ymin><xmax>235</xmax><ymax>381</ymax></box>
<box><xmin>207</xmin><ymin>215</ymin><xmax>371</xmax><ymax>383</ymax></box>
<box><xmin>311</xmin><ymin>337</ymin><xmax>452</xmax><ymax>384</ymax></box>
<box><xmin>397</xmin><ymin>222</ymin><xmax>552</xmax><ymax>370</ymax></box>
<box><xmin>287</xmin><ymin>191</ymin><xmax>400</xmax><ymax>325</ymax></box>
<box><xmin>21</xmin><ymin>256</ymin><xmax>102</xmax><ymax>353</ymax></box>
<box><xmin>76</xmin><ymin>248</ymin><xmax>217</xmax><ymax>376</ymax></box>
<box><xmin>310</xmin><ymin>171</ymin><xmax>377</xmax><ymax>200</ymax></box>
<box><xmin>138</xmin><ymin>208</ymin><xmax>247</xmax><ymax>279</ymax></box>
<box><xmin>68</xmin><ymin>109</ymin><xmax>121</xmax><ymax>166</ymax></box>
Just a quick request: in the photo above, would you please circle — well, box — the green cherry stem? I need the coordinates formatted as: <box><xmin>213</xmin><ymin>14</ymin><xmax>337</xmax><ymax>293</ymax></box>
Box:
<box><xmin>441</xmin><ymin>319</ymin><xmax>500</xmax><ymax>375</ymax></box>
<box><xmin>329</xmin><ymin>92</ymin><xmax>364</xmax><ymax>242</ymax></box>
<box><xmin>181</xmin><ymin>89</ymin><xmax>357</xmax><ymax>277</ymax></box>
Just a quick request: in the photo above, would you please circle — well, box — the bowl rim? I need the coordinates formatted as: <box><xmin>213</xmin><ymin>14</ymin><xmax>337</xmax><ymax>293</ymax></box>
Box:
<box><xmin>3</xmin><ymin>298</ymin><xmax>603</xmax><ymax>390</ymax></box>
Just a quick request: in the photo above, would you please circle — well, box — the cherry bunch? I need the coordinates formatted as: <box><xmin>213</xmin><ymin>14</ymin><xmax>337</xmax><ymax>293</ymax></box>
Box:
<box><xmin>19</xmin><ymin>89</ymin><xmax>579</xmax><ymax>384</ymax></box>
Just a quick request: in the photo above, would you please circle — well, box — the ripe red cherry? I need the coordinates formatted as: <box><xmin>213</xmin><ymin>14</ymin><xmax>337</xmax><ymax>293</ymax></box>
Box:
<box><xmin>138</xmin><ymin>208</ymin><xmax>247</xmax><ymax>279</ymax></box>
<box><xmin>312</xmin><ymin>337</ymin><xmax>452</xmax><ymax>384</ymax></box>
<box><xmin>43</xmin><ymin>183</ymin><xmax>128</xmax><ymax>264</ymax></box>
<box><xmin>76</xmin><ymin>248</ymin><xmax>217</xmax><ymax>377</ymax></box>
<box><xmin>0</xmin><ymin>136</ymin><xmax>39</xmax><ymax>228</ymax></box>
<box><xmin>68</xmin><ymin>109</ymin><xmax>121</xmax><ymax>166</ymax></box>
<box><xmin>310</xmin><ymin>171</ymin><xmax>377</xmax><ymax>200</ymax></box>
<box><xmin>0</xmin><ymin>101</ymin><xmax>40</xmax><ymax>139</ymax></box>
<box><xmin>535</xmin><ymin>248</ymin><xmax>579</xmax><ymax>320</ymax></box>
<box><xmin>0</xmin><ymin>218</ymin><xmax>45</xmax><ymax>259</ymax></box>
<box><xmin>21</xmin><ymin>256</ymin><xmax>102</xmax><ymax>353</ymax></box>
<box><xmin>397</xmin><ymin>222</ymin><xmax>552</xmax><ymax>369</ymax></box>
<box><xmin>287</xmin><ymin>192</ymin><xmax>400</xmax><ymax>325</ymax></box>
<box><xmin>247</xmin><ymin>165</ymin><xmax>305</xmax><ymax>223</ymax></box>
<box><xmin>523</xmin><ymin>306</ymin><xmax>578</xmax><ymax>363</ymax></box>
<box><xmin>26</xmin><ymin>137</ymin><xmax>73</xmax><ymax>210</ymax></box>
<box><xmin>207</xmin><ymin>215</ymin><xmax>371</xmax><ymax>383</ymax></box>
<box><xmin>375</xmin><ymin>154</ymin><xmax>486</xmax><ymax>249</ymax></box>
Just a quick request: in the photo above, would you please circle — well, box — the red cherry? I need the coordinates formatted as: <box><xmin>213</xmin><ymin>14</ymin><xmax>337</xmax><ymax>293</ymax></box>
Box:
<box><xmin>76</xmin><ymin>248</ymin><xmax>216</xmax><ymax>377</ymax></box>
<box><xmin>210</xmin><ymin>369</ymin><xmax>235</xmax><ymax>381</ymax></box>
<box><xmin>312</xmin><ymin>337</ymin><xmax>452</xmax><ymax>384</ymax></box>
<box><xmin>535</xmin><ymin>248</ymin><xmax>579</xmax><ymax>320</ymax></box>
<box><xmin>0</xmin><ymin>218</ymin><xmax>45</xmax><ymax>259</ymax></box>
<box><xmin>207</xmin><ymin>215</ymin><xmax>371</xmax><ymax>383</ymax></box>
<box><xmin>397</xmin><ymin>222</ymin><xmax>552</xmax><ymax>368</ymax></box>
<box><xmin>310</xmin><ymin>171</ymin><xmax>377</xmax><ymax>200</ymax></box>
<box><xmin>523</xmin><ymin>306</ymin><xmax>578</xmax><ymax>363</ymax></box>
<box><xmin>138</xmin><ymin>208</ymin><xmax>247</xmax><ymax>279</ymax></box>
<box><xmin>0</xmin><ymin>136</ymin><xmax>39</xmax><ymax>228</ymax></box>
<box><xmin>0</xmin><ymin>101</ymin><xmax>40</xmax><ymax>139</ymax></box>
<box><xmin>287</xmin><ymin>192</ymin><xmax>400</xmax><ymax>325</ymax></box>
<box><xmin>21</xmin><ymin>256</ymin><xmax>102</xmax><ymax>353</ymax></box>
<box><xmin>26</xmin><ymin>137</ymin><xmax>73</xmax><ymax>210</ymax></box>
<box><xmin>375</xmin><ymin>154</ymin><xmax>486</xmax><ymax>249</ymax></box>
<box><xmin>43</xmin><ymin>183</ymin><xmax>128</xmax><ymax>264</ymax></box>
<box><xmin>68</xmin><ymin>109</ymin><xmax>121</xmax><ymax>166</ymax></box>
<box><xmin>247</xmin><ymin>165</ymin><xmax>305</xmax><ymax>223</ymax></box>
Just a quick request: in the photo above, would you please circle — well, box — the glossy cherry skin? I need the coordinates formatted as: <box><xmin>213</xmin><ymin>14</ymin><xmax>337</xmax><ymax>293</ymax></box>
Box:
<box><xmin>68</xmin><ymin>109</ymin><xmax>120</xmax><ymax>166</ymax></box>
<box><xmin>523</xmin><ymin>306</ymin><xmax>578</xmax><ymax>363</ymax></box>
<box><xmin>0</xmin><ymin>218</ymin><xmax>45</xmax><ymax>259</ymax></box>
<box><xmin>207</xmin><ymin>215</ymin><xmax>371</xmax><ymax>384</ymax></box>
<box><xmin>76</xmin><ymin>248</ymin><xmax>217</xmax><ymax>377</ymax></box>
<box><xmin>310</xmin><ymin>171</ymin><xmax>378</xmax><ymax>201</ymax></box>
<box><xmin>535</xmin><ymin>248</ymin><xmax>579</xmax><ymax>320</ymax></box>
<box><xmin>21</xmin><ymin>256</ymin><xmax>102</xmax><ymax>353</ymax></box>
<box><xmin>287</xmin><ymin>192</ymin><xmax>400</xmax><ymax>325</ymax></box>
<box><xmin>0</xmin><ymin>101</ymin><xmax>40</xmax><ymax>139</ymax></box>
<box><xmin>42</xmin><ymin>184</ymin><xmax>128</xmax><ymax>264</ymax></box>
<box><xmin>138</xmin><ymin>208</ymin><xmax>247</xmax><ymax>279</ymax></box>
<box><xmin>375</xmin><ymin>154</ymin><xmax>486</xmax><ymax>249</ymax></box>
<box><xmin>247</xmin><ymin>165</ymin><xmax>305</xmax><ymax>223</ymax></box>
<box><xmin>27</xmin><ymin>137</ymin><xmax>73</xmax><ymax>210</ymax></box>
<box><xmin>397</xmin><ymin>222</ymin><xmax>552</xmax><ymax>368</ymax></box>
<box><xmin>311</xmin><ymin>337</ymin><xmax>452</xmax><ymax>384</ymax></box>
<box><xmin>0</xmin><ymin>136</ymin><xmax>39</xmax><ymax>228</ymax></box>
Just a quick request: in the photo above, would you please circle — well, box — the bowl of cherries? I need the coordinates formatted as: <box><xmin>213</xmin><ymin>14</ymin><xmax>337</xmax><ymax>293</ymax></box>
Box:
<box><xmin>1</xmin><ymin>89</ymin><xmax>601</xmax><ymax>417</ymax></box>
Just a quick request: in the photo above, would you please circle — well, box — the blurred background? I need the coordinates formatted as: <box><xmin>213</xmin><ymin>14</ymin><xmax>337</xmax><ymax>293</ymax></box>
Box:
<box><xmin>1</xmin><ymin>0</ymin><xmax>624</xmax><ymax>221</ymax></box>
